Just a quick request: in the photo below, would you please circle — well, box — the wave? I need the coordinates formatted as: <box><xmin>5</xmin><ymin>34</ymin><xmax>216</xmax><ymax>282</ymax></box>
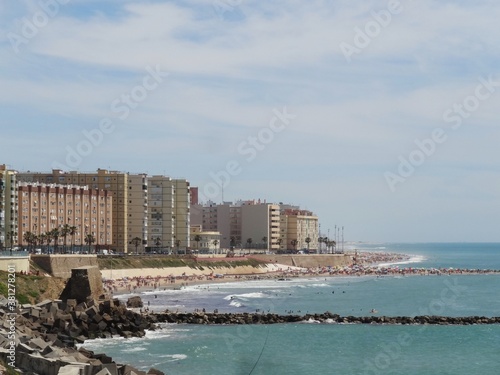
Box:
<box><xmin>229</xmin><ymin>300</ymin><xmax>243</xmax><ymax>307</ymax></box>
<box><xmin>223</xmin><ymin>292</ymin><xmax>267</xmax><ymax>300</ymax></box>
<box><xmin>376</xmin><ymin>255</ymin><xmax>427</xmax><ymax>268</ymax></box>
<box><xmin>122</xmin><ymin>347</ymin><xmax>147</xmax><ymax>353</ymax></box>
<box><xmin>156</xmin><ymin>354</ymin><xmax>188</xmax><ymax>361</ymax></box>
<box><xmin>302</xmin><ymin>318</ymin><xmax>321</xmax><ymax>324</ymax></box>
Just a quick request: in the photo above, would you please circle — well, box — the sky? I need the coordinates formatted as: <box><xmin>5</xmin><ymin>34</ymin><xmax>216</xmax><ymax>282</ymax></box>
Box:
<box><xmin>1</xmin><ymin>0</ymin><xmax>500</xmax><ymax>243</ymax></box>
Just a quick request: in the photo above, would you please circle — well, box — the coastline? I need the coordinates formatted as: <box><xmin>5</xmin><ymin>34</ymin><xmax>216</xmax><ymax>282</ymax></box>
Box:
<box><xmin>3</xmin><ymin>249</ymin><xmax>500</xmax><ymax>375</ymax></box>
<box><xmin>105</xmin><ymin>251</ymin><xmax>500</xmax><ymax>300</ymax></box>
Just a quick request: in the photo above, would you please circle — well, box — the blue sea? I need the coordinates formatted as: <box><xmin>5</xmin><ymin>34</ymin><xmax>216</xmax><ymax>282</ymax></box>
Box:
<box><xmin>81</xmin><ymin>243</ymin><xmax>500</xmax><ymax>375</ymax></box>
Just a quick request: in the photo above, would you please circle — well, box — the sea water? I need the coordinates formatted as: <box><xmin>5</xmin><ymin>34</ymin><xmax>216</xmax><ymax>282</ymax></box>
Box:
<box><xmin>81</xmin><ymin>243</ymin><xmax>500</xmax><ymax>375</ymax></box>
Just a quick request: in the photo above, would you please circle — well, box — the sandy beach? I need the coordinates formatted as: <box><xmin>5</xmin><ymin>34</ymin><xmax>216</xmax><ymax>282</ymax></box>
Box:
<box><xmin>103</xmin><ymin>251</ymin><xmax>500</xmax><ymax>298</ymax></box>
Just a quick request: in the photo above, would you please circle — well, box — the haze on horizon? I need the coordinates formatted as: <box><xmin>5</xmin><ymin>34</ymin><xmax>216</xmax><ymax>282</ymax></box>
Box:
<box><xmin>1</xmin><ymin>0</ymin><xmax>499</xmax><ymax>243</ymax></box>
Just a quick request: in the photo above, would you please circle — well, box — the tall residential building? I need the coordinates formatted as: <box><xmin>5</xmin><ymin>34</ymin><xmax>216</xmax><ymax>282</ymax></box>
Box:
<box><xmin>0</xmin><ymin>165</ymin><xmax>18</xmax><ymax>250</ymax></box>
<box><xmin>17</xmin><ymin>169</ymin><xmax>146</xmax><ymax>253</ymax></box>
<box><xmin>241</xmin><ymin>201</ymin><xmax>280</xmax><ymax>251</ymax></box>
<box><xmin>147</xmin><ymin>176</ymin><xmax>190</xmax><ymax>253</ymax></box>
<box><xmin>280</xmin><ymin>208</ymin><xmax>319</xmax><ymax>252</ymax></box>
<box><xmin>17</xmin><ymin>182</ymin><xmax>112</xmax><ymax>251</ymax></box>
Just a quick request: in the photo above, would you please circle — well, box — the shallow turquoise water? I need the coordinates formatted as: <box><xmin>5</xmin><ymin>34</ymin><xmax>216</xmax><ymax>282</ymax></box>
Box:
<box><xmin>82</xmin><ymin>243</ymin><xmax>500</xmax><ymax>375</ymax></box>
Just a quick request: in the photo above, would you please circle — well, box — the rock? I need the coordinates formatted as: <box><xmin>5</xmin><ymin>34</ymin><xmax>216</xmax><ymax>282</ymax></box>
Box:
<box><xmin>126</xmin><ymin>296</ymin><xmax>143</xmax><ymax>308</ymax></box>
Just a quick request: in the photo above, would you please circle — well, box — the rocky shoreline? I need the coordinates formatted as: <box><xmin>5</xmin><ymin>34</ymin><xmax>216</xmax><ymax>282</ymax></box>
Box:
<box><xmin>0</xmin><ymin>297</ymin><xmax>159</xmax><ymax>375</ymax></box>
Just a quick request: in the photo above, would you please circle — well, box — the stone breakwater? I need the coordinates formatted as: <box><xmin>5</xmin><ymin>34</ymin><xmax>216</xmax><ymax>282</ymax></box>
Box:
<box><xmin>0</xmin><ymin>298</ymin><xmax>162</xmax><ymax>375</ymax></box>
<box><xmin>153</xmin><ymin>311</ymin><xmax>500</xmax><ymax>325</ymax></box>
<box><xmin>2</xmin><ymin>297</ymin><xmax>499</xmax><ymax>375</ymax></box>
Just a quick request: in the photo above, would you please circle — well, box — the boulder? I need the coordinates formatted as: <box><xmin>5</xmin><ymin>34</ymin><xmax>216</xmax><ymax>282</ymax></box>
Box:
<box><xmin>126</xmin><ymin>297</ymin><xmax>143</xmax><ymax>308</ymax></box>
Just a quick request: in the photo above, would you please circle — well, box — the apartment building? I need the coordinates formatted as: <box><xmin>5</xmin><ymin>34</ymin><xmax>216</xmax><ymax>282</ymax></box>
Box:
<box><xmin>17</xmin><ymin>169</ymin><xmax>145</xmax><ymax>253</ymax></box>
<box><xmin>192</xmin><ymin>200</ymin><xmax>281</xmax><ymax>252</ymax></box>
<box><xmin>280</xmin><ymin>208</ymin><xmax>319</xmax><ymax>252</ymax></box>
<box><xmin>241</xmin><ymin>201</ymin><xmax>280</xmax><ymax>251</ymax></box>
<box><xmin>147</xmin><ymin>176</ymin><xmax>190</xmax><ymax>253</ymax></box>
<box><xmin>0</xmin><ymin>165</ymin><xmax>18</xmax><ymax>250</ymax></box>
<box><xmin>17</xmin><ymin>182</ymin><xmax>112</xmax><ymax>251</ymax></box>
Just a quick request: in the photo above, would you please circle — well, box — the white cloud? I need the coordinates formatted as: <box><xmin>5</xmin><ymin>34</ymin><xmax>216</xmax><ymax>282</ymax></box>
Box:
<box><xmin>2</xmin><ymin>0</ymin><xmax>500</xmax><ymax>241</ymax></box>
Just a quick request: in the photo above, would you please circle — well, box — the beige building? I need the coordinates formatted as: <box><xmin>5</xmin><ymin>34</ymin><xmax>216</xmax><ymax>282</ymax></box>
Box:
<box><xmin>241</xmin><ymin>201</ymin><xmax>280</xmax><ymax>252</ymax></box>
<box><xmin>280</xmin><ymin>208</ymin><xmax>319</xmax><ymax>253</ymax></box>
<box><xmin>17</xmin><ymin>182</ymin><xmax>112</xmax><ymax>252</ymax></box>
<box><xmin>0</xmin><ymin>165</ymin><xmax>18</xmax><ymax>250</ymax></box>
<box><xmin>147</xmin><ymin>176</ymin><xmax>190</xmax><ymax>254</ymax></box>
<box><xmin>192</xmin><ymin>200</ymin><xmax>281</xmax><ymax>252</ymax></box>
<box><xmin>190</xmin><ymin>225</ymin><xmax>221</xmax><ymax>253</ymax></box>
<box><xmin>17</xmin><ymin>169</ymin><xmax>145</xmax><ymax>253</ymax></box>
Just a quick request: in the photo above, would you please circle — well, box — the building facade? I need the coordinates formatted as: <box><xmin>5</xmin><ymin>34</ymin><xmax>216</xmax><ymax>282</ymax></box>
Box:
<box><xmin>17</xmin><ymin>182</ymin><xmax>112</xmax><ymax>252</ymax></box>
<box><xmin>17</xmin><ymin>169</ymin><xmax>146</xmax><ymax>253</ymax></box>
<box><xmin>192</xmin><ymin>200</ymin><xmax>306</xmax><ymax>253</ymax></box>
<box><xmin>190</xmin><ymin>225</ymin><xmax>221</xmax><ymax>253</ymax></box>
<box><xmin>0</xmin><ymin>165</ymin><xmax>18</xmax><ymax>250</ymax></box>
<box><xmin>147</xmin><ymin>176</ymin><xmax>190</xmax><ymax>254</ymax></box>
<box><xmin>280</xmin><ymin>208</ymin><xmax>319</xmax><ymax>252</ymax></box>
<box><xmin>241</xmin><ymin>201</ymin><xmax>280</xmax><ymax>252</ymax></box>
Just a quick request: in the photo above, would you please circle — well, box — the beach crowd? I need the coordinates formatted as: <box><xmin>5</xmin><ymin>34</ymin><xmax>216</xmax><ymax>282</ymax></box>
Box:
<box><xmin>102</xmin><ymin>251</ymin><xmax>500</xmax><ymax>294</ymax></box>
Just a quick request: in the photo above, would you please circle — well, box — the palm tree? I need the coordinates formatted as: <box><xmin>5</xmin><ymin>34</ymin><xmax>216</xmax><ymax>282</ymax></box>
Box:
<box><xmin>69</xmin><ymin>225</ymin><xmax>77</xmax><ymax>253</ymax></box>
<box><xmin>130</xmin><ymin>237</ymin><xmax>142</xmax><ymax>255</ymax></box>
<box><xmin>305</xmin><ymin>237</ymin><xmax>311</xmax><ymax>253</ymax></box>
<box><xmin>175</xmin><ymin>239</ymin><xmax>181</xmax><ymax>255</ymax></box>
<box><xmin>61</xmin><ymin>224</ymin><xmax>71</xmax><ymax>254</ymax></box>
<box><xmin>85</xmin><ymin>233</ymin><xmax>96</xmax><ymax>253</ymax></box>
<box><xmin>276</xmin><ymin>238</ymin><xmax>283</xmax><ymax>252</ymax></box>
<box><xmin>194</xmin><ymin>234</ymin><xmax>202</xmax><ymax>251</ymax></box>
<box><xmin>23</xmin><ymin>231</ymin><xmax>34</xmax><ymax>253</ymax></box>
<box><xmin>262</xmin><ymin>236</ymin><xmax>268</xmax><ymax>251</ymax></box>
<box><xmin>45</xmin><ymin>231</ymin><xmax>53</xmax><ymax>254</ymax></box>
<box><xmin>246</xmin><ymin>238</ymin><xmax>253</xmax><ymax>251</ymax></box>
<box><xmin>318</xmin><ymin>237</ymin><xmax>325</xmax><ymax>253</ymax></box>
<box><xmin>39</xmin><ymin>233</ymin><xmax>47</xmax><ymax>253</ymax></box>
<box><xmin>291</xmin><ymin>239</ymin><xmax>298</xmax><ymax>253</ymax></box>
<box><xmin>51</xmin><ymin>228</ymin><xmax>60</xmax><ymax>254</ymax></box>
<box><xmin>212</xmin><ymin>239</ymin><xmax>219</xmax><ymax>254</ymax></box>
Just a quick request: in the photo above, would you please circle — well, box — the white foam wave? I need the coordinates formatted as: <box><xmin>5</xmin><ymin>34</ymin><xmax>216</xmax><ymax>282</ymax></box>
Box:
<box><xmin>157</xmin><ymin>354</ymin><xmax>188</xmax><ymax>361</ymax></box>
<box><xmin>122</xmin><ymin>347</ymin><xmax>147</xmax><ymax>352</ymax></box>
<box><xmin>302</xmin><ymin>318</ymin><xmax>321</xmax><ymax>324</ymax></box>
<box><xmin>376</xmin><ymin>255</ymin><xmax>426</xmax><ymax>268</ymax></box>
<box><xmin>229</xmin><ymin>300</ymin><xmax>243</xmax><ymax>307</ymax></box>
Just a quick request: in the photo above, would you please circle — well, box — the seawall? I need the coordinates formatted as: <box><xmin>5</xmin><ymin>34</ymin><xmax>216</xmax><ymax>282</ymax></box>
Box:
<box><xmin>31</xmin><ymin>255</ymin><xmax>98</xmax><ymax>279</ymax></box>
<box><xmin>100</xmin><ymin>262</ymin><xmax>296</xmax><ymax>280</ymax></box>
<box><xmin>250</xmin><ymin>254</ymin><xmax>352</xmax><ymax>268</ymax></box>
<box><xmin>0</xmin><ymin>256</ymin><xmax>30</xmax><ymax>273</ymax></box>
